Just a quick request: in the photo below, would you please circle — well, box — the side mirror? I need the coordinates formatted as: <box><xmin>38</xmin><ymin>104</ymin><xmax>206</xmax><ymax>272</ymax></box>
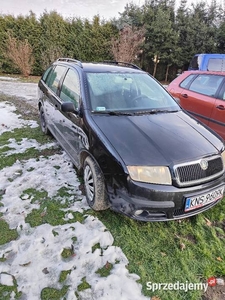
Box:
<box><xmin>61</xmin><ymin>102</ymin><xmax>77</xmax><ymax>114</ymax></box>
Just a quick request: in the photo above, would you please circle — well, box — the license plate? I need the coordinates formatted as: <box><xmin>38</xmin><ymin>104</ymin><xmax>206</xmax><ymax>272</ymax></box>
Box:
<box><xmin>185</xmin><ymin>186</ymin><xmax>224</xmax><ymax>212</ymax></box>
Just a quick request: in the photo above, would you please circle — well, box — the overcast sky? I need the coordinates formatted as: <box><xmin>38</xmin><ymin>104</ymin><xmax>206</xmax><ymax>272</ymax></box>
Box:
<box><xmin>0</xmin><ymin>0</ymin><xmax>222</xmax><ymax>20</ymax></box>
<box><xmin>0</xmin><ymin>0</ymin><xmax>146</xmax><ymax>20</ymax></box>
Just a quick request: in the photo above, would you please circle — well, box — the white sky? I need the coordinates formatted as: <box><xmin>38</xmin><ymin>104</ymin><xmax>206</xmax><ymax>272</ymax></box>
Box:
<box><xmin>0</xmin><ymin>0</ymin><xmax>221</xmax><ymax>20</ymax></box>
<box><xmin>0</xmin><ymin>0</ymin><xmax>146</xmax><ymax>20</ymax></box>
<box><xmin>0</xmin><ymin>97</ymin><xmax>149</xmax><ymax>299</ymax></box>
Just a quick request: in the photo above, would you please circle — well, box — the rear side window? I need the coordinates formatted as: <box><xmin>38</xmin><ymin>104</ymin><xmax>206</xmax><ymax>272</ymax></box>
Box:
<box><xmin>189</xmin><ymin>55</ymin><xmax>203</xmax><ymax>70</ymax></box>
<box><xmin>189</xmin><ymin>56</ymin><xmax>199</xmax><ymax>70</ymax></box>
<box><xmin>189</xmin><ymin>74</ymin><xmax>224</xmax><ymax>97</ymax></box>
<box><xmin>208</xmin><ymin>59</ymin><xmax>225</xmax><ymax>71</ymax></box>
<box><xmin>46</xmin><ymin>65</ymin><xmax>66</xmax><ymax>94</ymax></box>
<box><xmin>60</xmin><ymin>69</ymin><xmax>81</xmax><ymax>108</ymax></box>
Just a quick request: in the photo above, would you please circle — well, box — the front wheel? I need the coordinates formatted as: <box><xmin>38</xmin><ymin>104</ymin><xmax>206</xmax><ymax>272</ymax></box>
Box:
<box><xmin>83</xmin><ymin>156</ymin><xmax>109</xmax><ymax>211</ymax></box>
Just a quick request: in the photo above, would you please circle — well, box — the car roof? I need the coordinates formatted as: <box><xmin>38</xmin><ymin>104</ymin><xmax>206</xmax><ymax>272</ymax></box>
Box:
<box><xmin>82</xmin><ymin>62</ymin><xmax>143</xmax><ymax>73</ymax></box>
<box><xmin>53</xmin><ymin>58</ymin><xmax>144</xmax><ymax>73</ymax></box>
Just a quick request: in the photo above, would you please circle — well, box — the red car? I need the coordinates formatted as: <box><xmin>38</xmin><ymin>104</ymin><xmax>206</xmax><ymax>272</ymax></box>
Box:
<box><xmin>167</xmin><ymin>71</ymin><xmax>225</xmax><ymax>140</ymax></box>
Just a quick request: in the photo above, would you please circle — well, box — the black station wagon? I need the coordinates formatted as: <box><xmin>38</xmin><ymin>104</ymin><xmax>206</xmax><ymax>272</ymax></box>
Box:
<box><xmin>38</xmin><ymin>58</ymin><xmax>225</xmax><ymax>221</ymax></box>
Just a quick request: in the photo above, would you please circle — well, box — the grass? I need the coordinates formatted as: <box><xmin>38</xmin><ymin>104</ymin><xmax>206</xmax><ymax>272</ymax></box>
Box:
<box><xmin>22</xmin><ymin>185</ymin><xmax>85</xmax><ymax>227</ymax></box>
<box><xmin>0</xmin><ymin>122</ymin><xmax>61</xmax><ymax>170</ymax></box>
<box><xmin>96</xmin><ymin>262</ymin><xmax>113</xmax><ymax>277</ymax></box>
<box><xmin>93</xmin><ymin>205</ymin><xmax>225</xmax><ymax>299</ymax></box>
<box><xmin>0</xmin><ymin>219</ymin><xmax>18</xmax><ymax>245</ymax></box>
<box><xmin>41</xmin><ymin>286</ymin><xmax>69</xmax><ymax>300</ymax></box>
<box><xmin>0</xmin><ymin>284</ymin><xmax>22</xmax><ymax>300</ymax></box>
<box><xmin>0</xmin><ymin>94</ymin><xmax>224</xmax><ymax>300</ymax></box>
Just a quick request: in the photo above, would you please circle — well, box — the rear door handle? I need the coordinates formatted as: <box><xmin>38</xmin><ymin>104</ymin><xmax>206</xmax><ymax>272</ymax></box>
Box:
<box><xmin>181</xmin><ymin>93</ymin><xmax>188</xmax><ymax>98</ymax></box>
<box><xmin>216</xmin><ymin>105</ymin><xmax>225</xmax><ymax>110</ymax></box>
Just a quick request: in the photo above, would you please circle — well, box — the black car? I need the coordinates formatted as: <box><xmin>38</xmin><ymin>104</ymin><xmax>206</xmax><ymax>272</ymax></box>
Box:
<box><xmin>38</xmin><ymin>58</ymin><xmax>225</xmax><ymax>221</ymax></box>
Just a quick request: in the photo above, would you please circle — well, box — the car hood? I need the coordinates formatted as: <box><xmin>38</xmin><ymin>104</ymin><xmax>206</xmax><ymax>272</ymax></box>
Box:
<box><xmin>92</xmin><ymin>111</ymin><xmax>223</xmax><ymax>166</ymax></box>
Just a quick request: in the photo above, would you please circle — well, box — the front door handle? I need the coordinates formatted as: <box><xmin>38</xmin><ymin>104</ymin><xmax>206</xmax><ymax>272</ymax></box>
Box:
<box><xmin>181</xmin><ymin>93</ymin><xmax>188</xmax><ymax>98</ymax></box>
<box><xmin>216</xmin><ymin>105</ymin><xmax>225</xmax><ymax>110</ymax></box>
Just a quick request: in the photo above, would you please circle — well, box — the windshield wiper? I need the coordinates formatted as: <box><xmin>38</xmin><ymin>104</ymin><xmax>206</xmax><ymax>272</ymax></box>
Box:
<box><xmin>108</xmin><ymin>111</ymin><xmax>134</xmax><ymax>116</ymax></box>
<box><xmin>93</xmin><ymin>110</ymin><xmax>134</xmax><ymax>116</ymax></box>
<box><xmin>133</xmin><ymin>109</ymin><xmax>179</xmax><ymax>115</ymax></box>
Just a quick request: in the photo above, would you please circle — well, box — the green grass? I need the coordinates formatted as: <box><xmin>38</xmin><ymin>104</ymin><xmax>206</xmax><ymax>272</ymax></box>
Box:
<box><xmin>0</xmin><ymin>126</ymin><xmax>59</xmax><ymax>170</ymax></box>
<box><xmin>23</xmin><ymin>187</ymin><xmax>84</xmax><ymax>227</ymax></box>
<box><xmin>0</xmin><ymin>93</ymin><xmax>224</xmax><ymax>300</ymax></box>
<box><xmin>77</xmin><ymin>277</ymin><xmax>91</xmax><ymax>292</ymax></box>
<box><xmin>0</xmin><ymin>219</ymin><xmax>18</xmax><ymax>245</ymax></box>
<box><xmin>41</xmin><ymin>286</ymin><xmax>69</xmax><ymax>300</ymax></box>
<box><xmin>0</xmin><ymin>284</ymin><xmax>22</xmax><ymax>300</ymax></box>
<box><xmin>96</xmin><ymin>262</ymin><xmax>113</xmax><ymax>277</ymax></box>
<box><xmin>59</xmin><ymin>270</ymin><xmax>72</xmax><ymax>283</ymax></box>
<box><xmin>93</xmin><ymin>202</ymin><xmax>225</xmax><ymax>300</ymax></box>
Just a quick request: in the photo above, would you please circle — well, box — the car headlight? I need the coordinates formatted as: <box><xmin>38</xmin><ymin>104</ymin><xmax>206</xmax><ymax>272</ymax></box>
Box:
<box><xmin>127</xmin><ymin>166</ymin><xmax>172</xmax><ymax>185</ymax></box>
<box><xmin>221</xmin><ymin>150</ymin><xmax>225</xmax><ymax>169</ymax></box>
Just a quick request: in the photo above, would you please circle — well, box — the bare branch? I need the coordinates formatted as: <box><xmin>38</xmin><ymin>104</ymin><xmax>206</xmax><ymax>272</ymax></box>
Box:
<box><xmin>111</xmin><ymin>25</ymin><xmax>145</xmax><ymax>63</ymax></box>
<box><xmin>4</xmin><ymin>33</ymin><xmax>34</xmax><ymax>77</ymax></box>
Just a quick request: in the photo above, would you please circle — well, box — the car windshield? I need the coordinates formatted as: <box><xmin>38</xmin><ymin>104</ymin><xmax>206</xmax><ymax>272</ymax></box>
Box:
<box><xmin>86</xmin><ymin>72</ymin><xmax>179</xmax><ymax>113</ymax></box>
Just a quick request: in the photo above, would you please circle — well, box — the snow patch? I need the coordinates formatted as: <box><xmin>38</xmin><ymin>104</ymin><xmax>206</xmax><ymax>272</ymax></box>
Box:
<box><xmin>0</xmin><ymin>138</ymin><xmax>58</xmax><ymax>156</ymax></box>
<box><xmin>0</xmin><ymin>98</ymin><xmax>149</xmax><ymax>299</ymax></box>
<box><xmin>0</xmin><ymin>102</ymin><xmax>38</xmax><ymax>134</ymax></box>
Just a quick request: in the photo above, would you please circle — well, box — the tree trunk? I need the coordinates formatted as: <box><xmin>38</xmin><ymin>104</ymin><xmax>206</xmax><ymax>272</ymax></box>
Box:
<box><xmin>153</xmin><ymin>62</ymin><xmax>158</xmax><ymax>77</ymax></box>
<box><xmin>165</xmin><ymin>64</ymin><xmax>170</xmax><ymax>82</ymax></box>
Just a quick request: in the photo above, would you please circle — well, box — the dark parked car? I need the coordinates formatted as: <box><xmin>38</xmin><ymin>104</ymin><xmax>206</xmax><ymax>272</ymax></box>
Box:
<box><xmin>167</xmin><ymin>70</ymin><xmax>225</xmax><ymax>140</ymax></box>
<box><xmin>38</xmin><ymin>58</ymin><xmax>225</xmax><ymax>221</ymax></box>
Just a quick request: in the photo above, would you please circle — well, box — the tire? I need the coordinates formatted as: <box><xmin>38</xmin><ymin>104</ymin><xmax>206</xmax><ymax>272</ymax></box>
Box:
<box><xmin>39</xmin><ymin>105</ymin><xmax>50</xmax><ymax>135</ymax></box>
<box><xmin>83</xmin><ymin>156</ymin><xmax>109</xmax><ymax>211</ymax></box>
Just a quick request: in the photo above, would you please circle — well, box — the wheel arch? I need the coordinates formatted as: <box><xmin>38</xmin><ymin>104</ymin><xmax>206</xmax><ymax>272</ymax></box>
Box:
<box><xmin>79</xmin><ymin>150</ymin><xmax>100</xmax><ymax>173</ymax></box>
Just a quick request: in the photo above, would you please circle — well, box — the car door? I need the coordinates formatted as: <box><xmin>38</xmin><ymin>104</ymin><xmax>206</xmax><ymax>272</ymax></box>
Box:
<box><xmin>208</xmin><ymin>81</ymin><xmax>225</xmax><ymax>140</ymax></box>
<box><xmin>178</xmin><ymin>74</ymin><xmax>224</xmax><ymax>127</ymax></box>
<box><xmin>56</xmin><ymin>68</ymin><xmax>86</xmax><ymax>166</ymax></box>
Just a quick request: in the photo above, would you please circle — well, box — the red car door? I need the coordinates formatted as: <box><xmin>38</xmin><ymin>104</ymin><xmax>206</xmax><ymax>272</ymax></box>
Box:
<box><xmin>178</xmin><ymin>88</ymin><xmax>216</xmax><ymax>127</ymax></box>
<box><xmin>208</xmin><ymin>83</ymin><xmax>225</xmax><ymax>140</ymax></box>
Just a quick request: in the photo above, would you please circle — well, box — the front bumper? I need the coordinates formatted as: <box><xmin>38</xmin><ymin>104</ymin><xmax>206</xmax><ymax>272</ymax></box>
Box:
<box><xmin>109</xmin><ymin>174</ymin><xmax>225</xmax><ymax>221</ymax></box>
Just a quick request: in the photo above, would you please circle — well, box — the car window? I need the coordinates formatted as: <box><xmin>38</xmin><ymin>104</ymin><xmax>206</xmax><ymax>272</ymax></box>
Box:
<box><xmin>208</xmin><ymin>59</ymin><xmax>225</xmax><ymax>72</ymax></box>
<box><xmin>180</xmin><ymin>74</ymin><xmax>196</xmax><ymax>88</ymax></box>
<box><xmin>189</xmin><ymin>55</ymin><xmax>200</xmax><ymax>70</ymax></box>
<box><xmin>42</xmin><ymin>66</ymin><xmax>54</xmax><ymax>82</ymax></box>
<box><xmin>60</xmin><ymin>69</ymin><xmax>80</xmax><ymax>108</ymax></box>
<box><xmin>218</xmin><ymin>82</ymin><xmax>225</xmax><ymax>100</ymax></box>
<box><xmin>86</xmin><ymin>72</ymin><xmax>179</xmax><ymax>112</ymax></box>
<box><xmin>45</xmin><ymin>65</ymin><xmax>66</xmax><ymax>94</ymax></box>
<box><xmin>188</xmin><ymin>74</ymin><xmax>224</xmax><ymax>97</ymax></box>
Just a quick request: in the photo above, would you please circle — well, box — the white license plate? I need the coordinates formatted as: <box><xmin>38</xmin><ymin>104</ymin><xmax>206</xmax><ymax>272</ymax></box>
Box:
<box><xmin>185</xmin><ymin>186</ymin><xmax>224</xmax><ymax>212</ymax></box>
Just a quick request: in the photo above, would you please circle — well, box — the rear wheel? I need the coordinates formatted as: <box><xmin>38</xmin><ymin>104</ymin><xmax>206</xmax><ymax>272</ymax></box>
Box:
<box><xmin>39</xmin><ymin>106</ymin><xmax>50</xmax><ymax>135</ymax></box>
<box><xmin>83</xmin><ymin>156</ymin><xmax>109</xmax><ymax>211</ymax></box>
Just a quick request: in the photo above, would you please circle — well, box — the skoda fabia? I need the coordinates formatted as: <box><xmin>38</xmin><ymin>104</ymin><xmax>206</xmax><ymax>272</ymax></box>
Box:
<box><xmin>38</xmin><ymin>58</ymin><xmax>225</xmax><ymax>221</ymax></box>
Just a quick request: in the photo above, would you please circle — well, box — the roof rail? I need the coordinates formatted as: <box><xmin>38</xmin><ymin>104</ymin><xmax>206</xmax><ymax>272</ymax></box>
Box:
<box><xmin>101</xmin><ymin>60</ymin><xmax>142</xmax><ymax>70</ymax></box>
<box><xmin>57</xmin><ymin>58</ymin><xmax>83</xmax><ymax>68</ymax></box>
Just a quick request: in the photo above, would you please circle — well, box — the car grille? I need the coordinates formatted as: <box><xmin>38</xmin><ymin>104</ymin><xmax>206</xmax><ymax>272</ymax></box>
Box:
<box><xmin>174</xmin><ymin>156</ymin><xmax>224</xmax><ymax>187</ymax></box>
